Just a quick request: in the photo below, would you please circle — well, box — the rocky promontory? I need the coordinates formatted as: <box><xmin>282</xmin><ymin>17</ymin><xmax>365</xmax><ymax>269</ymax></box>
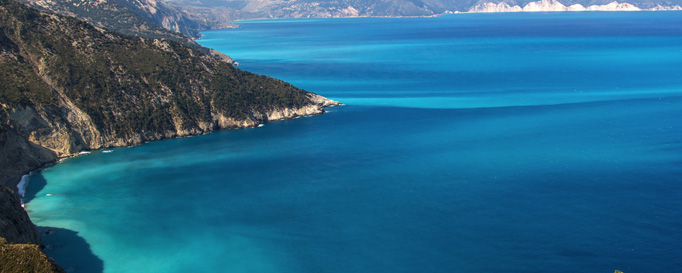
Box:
<box><xmin>0</xmin><ymin>0</ymin><xmax>339</xmax><ymax>189</ymax></box>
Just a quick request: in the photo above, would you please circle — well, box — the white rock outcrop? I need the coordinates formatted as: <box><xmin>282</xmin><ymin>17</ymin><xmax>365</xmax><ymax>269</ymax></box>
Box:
<box><xmin>468</xmin><ymin>0</ymin><xmax>680</xmax><ymax>12</ymax></box>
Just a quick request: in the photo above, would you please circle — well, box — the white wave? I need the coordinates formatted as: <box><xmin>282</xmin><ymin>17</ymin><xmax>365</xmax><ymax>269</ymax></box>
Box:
<box><xmin>79</xmin><ymin>151</ymin><xmax>91</xmax><ymax>155</ymax></box>
<box><xmin>17</xmin><ymin>173</ymin><xmax>31</xmax><ymax>204</ymax></box>
<box><xmin>45</xmin><ymin>194</ymin><xmax>53</xmax><ymax>196</ymax></box>
<box><xmin>103</xmin><ymin>150</ymin><xmax>113</xmax><ymax>153</ymax></box>
<box><xmin>258</xmin><ymin>124</ymin><xmax>265</xmax><ymax>127</ymax></box>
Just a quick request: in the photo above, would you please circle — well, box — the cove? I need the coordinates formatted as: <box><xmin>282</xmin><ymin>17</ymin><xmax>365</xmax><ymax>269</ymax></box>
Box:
<box><xmin>26</xmin><ymin>12</ymin><xmax>682</xmax><ymax>272</ymax></box>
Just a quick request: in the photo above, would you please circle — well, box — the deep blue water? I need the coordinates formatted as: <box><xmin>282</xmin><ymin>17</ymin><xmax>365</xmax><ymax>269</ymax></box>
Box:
<box><xmin>26</xmin><ymin>12</ymin><xmax>682</xmax><ymax>273</ymax></box>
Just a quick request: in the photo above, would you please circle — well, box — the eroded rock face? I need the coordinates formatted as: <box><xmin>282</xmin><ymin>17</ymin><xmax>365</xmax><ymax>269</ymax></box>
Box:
<box><xmin>0</xmin><ymin>128</ymin><xmax>56</xmax><ymax>189</ymax></box>
<box><xmin>0</xmin><ymin>0</ymin><xmax>340</xmax><ymax>185</ymax></box>
<box><xmin>0</xmin><ymin>187</ymin><xmax>40</xmax><ymax>245</ymax></box>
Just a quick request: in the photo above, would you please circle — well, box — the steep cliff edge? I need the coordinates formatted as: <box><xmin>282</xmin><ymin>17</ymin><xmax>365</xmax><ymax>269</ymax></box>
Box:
<box><xmin>0</xmin><ymin>185</ymin><xmax>63</xmax><ymax>272</ymax></box>
<box><xmin>0</xmin><ymin>186</ymin><xmax>64</xmax><ymax>272</ymax></box>
<box><xmin>0</xmin><ymin>0</ymin><xmax>339</xmax><ymax>186</ymax></box>
<box><xmin>0</xmin><ymin>187</ymin><xmax>40</xmax><ymax>245</ymax></box>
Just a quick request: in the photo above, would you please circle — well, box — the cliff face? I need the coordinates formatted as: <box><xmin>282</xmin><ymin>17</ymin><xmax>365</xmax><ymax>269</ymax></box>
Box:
<box><xmin>0</xmin><ymin>187</ymin><xmax>40</xmax><ymax>245</ymax></box>
<box><xmin>20</xmin><ymin>0</ymin><xmax>237</xmax><ymax>40</ymax></box>
<box><xmin>0</xmin><ymin>0</ymin><xmax>339</xmax><ymax>185</ymax></box>
<box><xmin>0</xmin><ymin>126</ymin><xmax>56</xmax><ymax>189</ymax></box>
<box><xmin>0</xmin><ymin>185</ymin><xmax>64</xmax><ymax>272</ymax></box>
<box><xmin>122</xmin><ymin>0</ymin><xmax>238</xmax><ymax>38</ymax></box>
<box><xmin>19</xmin><ymin>0</ymin><xmax>202</xmax><ymax>46</ymax></box>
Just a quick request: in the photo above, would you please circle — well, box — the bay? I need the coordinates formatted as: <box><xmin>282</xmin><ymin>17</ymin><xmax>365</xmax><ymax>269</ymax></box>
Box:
<box><xmin>26</xmin><ymin>12</ymin><xmax>682</xmax><ymax>272</ymax></box>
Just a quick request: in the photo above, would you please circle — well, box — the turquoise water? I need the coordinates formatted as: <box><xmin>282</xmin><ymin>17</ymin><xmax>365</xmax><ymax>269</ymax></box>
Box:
<box><xmin>27</xmin><ymin>12</ymin><xmax>682</xmax><ymax>272</ymax></box>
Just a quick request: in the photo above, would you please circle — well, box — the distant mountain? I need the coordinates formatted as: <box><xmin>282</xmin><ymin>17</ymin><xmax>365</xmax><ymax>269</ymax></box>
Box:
<box><xmin>26</xmin><ymin>0</ymin><xmax>679</xmax><ymax>50</ymax></box>
<box><xmin>167</xmin><ymin>0</ymin><xmax>682</xmax><ymax>19</ymax></box>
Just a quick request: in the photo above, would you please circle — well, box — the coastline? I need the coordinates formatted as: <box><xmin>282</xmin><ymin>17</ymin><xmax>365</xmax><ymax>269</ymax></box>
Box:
<box><xmin>4</xmin><ymin>5</ymin><xmax>681</xmax><ymax>271</ymax></box>
<box><xmin>2</xmin><ymin>97</ymin><xmax>341</xmax><ymax>194</ymax></box>
<box><xmin>210</xmin><ymin>1</ymin><xmax>682</xmax><ymax>28</ymax></box>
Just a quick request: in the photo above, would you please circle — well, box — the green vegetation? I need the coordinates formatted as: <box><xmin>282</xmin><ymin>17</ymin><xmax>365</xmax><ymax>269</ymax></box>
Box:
<box><xmin>0</xmin><ymin>238</ymin><xmax>64</xmax><ymax>273</ymax></box>
<box><xmin>18</xmin><ymin>0</ymin><xmax>201</xmax><ymax>48</ymax></box>
<box><xmin>1</xmin><ymin>0</ymin><xmax>314</xmax><ymax>139</ymax></box>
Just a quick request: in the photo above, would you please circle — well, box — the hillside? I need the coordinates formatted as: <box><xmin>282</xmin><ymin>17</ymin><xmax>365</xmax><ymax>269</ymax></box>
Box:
<box><xmin>20</xmin><ymin>0</ymin><xmax>237</xmax><ymax>40</ymax></box>
<box><xmin>0</xmin><ymin>0</ymin><xmax>338</xmax><ymax>187</ymax></box>
<box><xmin>0</xmin><ymin>239</ymin><xmax>65</xmax><ymax>273</ymax></box>
<box><xmin>20</xmin><ymin>0</ymin><xmax>198</xmax><ymax>44</ymax></box>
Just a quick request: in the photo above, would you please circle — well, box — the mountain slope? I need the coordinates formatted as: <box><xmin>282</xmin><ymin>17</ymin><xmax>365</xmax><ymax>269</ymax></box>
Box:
<box><xmin>0</xmin><ymin>0</ymin><xmax>338</xmax><ymax>186</ymax></box>
<box><xmin>20</xmin><ymin>0</ymin><xmax>237</xmax><ymax>40</ymax></box>
<box><xmin>20</xmin><ymin>0</ymin><xmax>201</xmax><ymax>44</ymax></box>
<box><xmin>121</xmin><ymin>0</ymin><xmax>238</xmax><ymax>37</ymax></box>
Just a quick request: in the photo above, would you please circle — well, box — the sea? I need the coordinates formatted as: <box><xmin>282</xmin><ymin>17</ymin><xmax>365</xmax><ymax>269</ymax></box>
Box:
<box><xmin>25</xmin><ymin>11</ymin><xmax>682</xmax><ymax>273</ymax></box>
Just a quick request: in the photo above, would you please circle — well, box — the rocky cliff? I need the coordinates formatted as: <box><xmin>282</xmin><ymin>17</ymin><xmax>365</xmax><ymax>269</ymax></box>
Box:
<box><xmin>21</xmin><ymin>0</ymin><xmax>238</xmax><ymax>40</ymax></box>
<box><xmin>122</xmin><ymin>0</ymin><xmax>238</xmax><ymax>38</ymax></box>
<box><xmin>0</xmin><ymin>0</ymin><xmax>338</xmax><ymax>270</ymax></box>
<box><xmin>19</xmin><ymin>0</ymin><xmax>199</xmax><ymax>45</ymax></box>
<box><xmin>0</xmin><ymin>186</ymin><xmax>63</xmax><ymax>272</ymax></box>
<box><xmin>0</xmin><ymin>187</ymin><xmax>40</xmax><ymax>245</ymax></box>
<box><xmin>468</xmin><ymin>0</ymin><xmax>681</xmax><ymax>12</ymax></box>
<box><xmin>0</xmin><ymin>0</ymin><xmax>339</xmax><ymax>187</ymax></box>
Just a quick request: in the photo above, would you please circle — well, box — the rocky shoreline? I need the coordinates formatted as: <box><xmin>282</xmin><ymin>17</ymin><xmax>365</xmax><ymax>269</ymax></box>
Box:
<box><xmin>0</xmin><ymin>96</ymin><xmax>339</xmax><ymax>272</ymax></box>
<box><xmin>1</xmin><ymin>94</ymin><xmax>340</xmax><ymax>192</ymax></box>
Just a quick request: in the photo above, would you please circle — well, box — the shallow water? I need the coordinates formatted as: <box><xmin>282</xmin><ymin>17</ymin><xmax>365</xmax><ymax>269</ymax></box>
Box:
<box><xmin>27</xmin><ymin>12</ymin><xmax>682</xmax><ymax>272</ymax></box>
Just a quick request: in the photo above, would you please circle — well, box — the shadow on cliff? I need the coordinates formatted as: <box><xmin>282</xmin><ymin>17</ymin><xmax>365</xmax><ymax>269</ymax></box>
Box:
<box><xmin>38</xmin><ymin>226</ymin><xmax>104</xmax><ymax>273</ymax></box>
<box><xmin>0</xmin><ymin>128</ymin><xmax>57</xmax><ymax>191</ymax></box>
<box><xmin>22</xmin><ymin>172</ymin><xmax>48</xmax><ymax>204</ymax></box>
